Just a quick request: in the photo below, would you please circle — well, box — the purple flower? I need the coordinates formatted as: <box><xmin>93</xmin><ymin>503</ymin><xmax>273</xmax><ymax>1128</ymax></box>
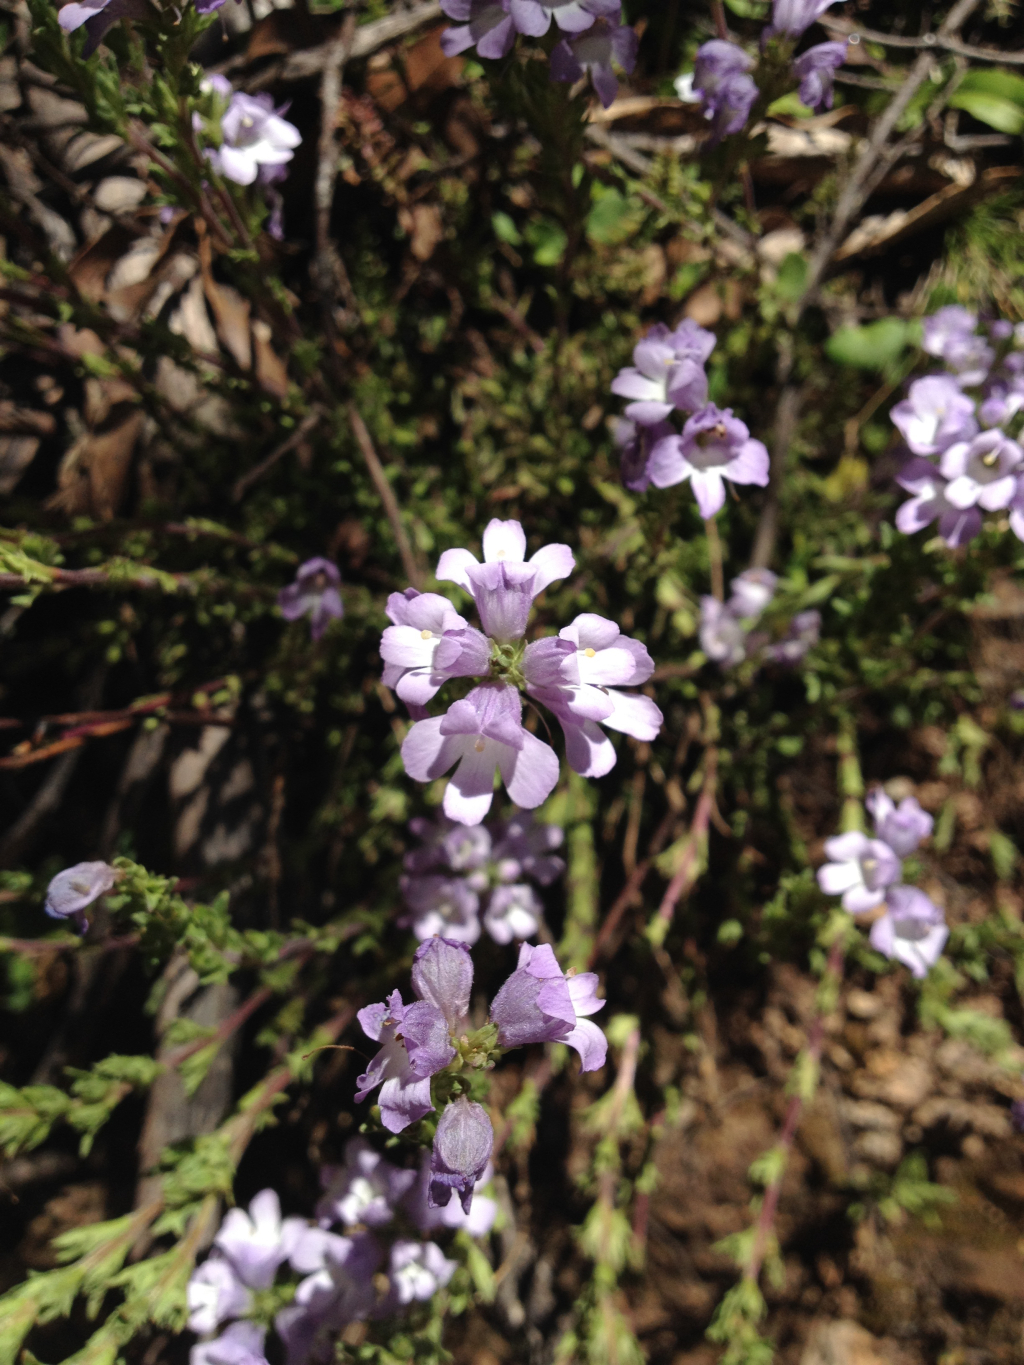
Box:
<box><xmin>428</xmin><ymin>1097</ymin><xmax>494</xmax><ymax>1213</ymax></box>
<box><xmin>355</xmin><ymin>991</ymin><xmax>455</xmax><ymax>1133</ymax></box>
<box><xmin>275</xmin><ymin>1231</ymin><xmax>380</xmax><ymax>1365</ymax></box>
<box><xmin>410</xmin><ymin>936</ymin><xmax>475</xmax><ymax>1031</ymax></box>
<box><xmin>58</xmin><ymin>0</ymin><xmax>112</xmax><ymax>32</ymax></box>
<box><xmin>765</xmin><ymin>0</ymin><xmax>840</xmax><ymax>37</ymax></box>
<box><xmin>404</xmin><ymin>816</ymin><xmax>493</xmax><ymax>875</ymax></box>
<box><xmin>647</xmin><ymin>403</ymin><xmax>770</xmax><ymax>518</ymax></box>
<box><xmin>381</xmin><ymin>590</ymin><xmax>489</xmax><ymax>707</ymax></box>
<box><xmin>191</xmin><ymin>1323</ymin><xmax>268</xmax><ymax>1365</ymax></box>
<box><xmin>922</xmin><ymin>306</ymin><xmax>978</xmax><ymax>360</ymax></box>
<box><xmin>524</xmin><ymin>613</ymin><xmax>662</xmax><ymax>778</ymax></box>
<box><xmin>399</xmin><ymin>875</ymin><xmax>481</xmax><ymax>944</ymax></box>
<box><xmin>692</xmin><ymin>40</ymin><xmax>758</xmax><ymax>141</ymax></box>
<box><xmin>187</xmin><ymin>1258</ymin><xmax>253</xmax><ymax>1335</ymax></box>
<box><xmin>763</xmin><ymin>609</ymin><xmax>820</xmax><ymax>665</ymax></box>
<box><xmin>816</xmin><ymin>832</ymin><xmax>902</xmax><ymax>914</ymax></box>
<box><xmin>44</xmin><ymin>861</ymin><xmax>117</xmax><ymax>932</ymax></box>
<box><xmin>278</xmin><ymin>559</ymin><xmax>344</xmax><ymax>641</ymax></box>
<box><xmin>384</xmin><ymin>1240</ymin><xmax>457</xmax><ymax>1307</ymax></box>
<box><xmin>866</xmin><ymin>790</ymin><xmax>933</xmax><ymax>859</ymax></box>
<box><xmin>793</xmin><ymin>40</ymin><xmax>847</xmax><ymax>110</ymax></box>
<box><xmin>492</xmin><ymin>812</ymin><xmax>565</xmax><ymax>885</ymax></box>
<box><xmin>550</xmin><ymin>16</ymin><xmax>639</xmax><ymax>109</ymax></box>
<box><xmin>870</xmin><ymin>885</ymin><xmax>948</xmax><ymax>978</ymax></box>
<box><xmin>1011</xmin><ymin>476</ymin><xmax>1024</xmax><ymax>543</ymax></box>
<box><xmin>509</xmin><ymin>0</ymin><xmax>619</xmax><ymax>35</ymax></box>
<box><xmin>406</xmin><ymin>1151</ymin><xmax>497</xmax><ymax>1236</ymax></box>
<box><xmin>484</xmin><ymin>883</ymin><xmax>542</xmax><ymax>944</ymax></box>
<box><xmin>610</xmin><ymin>324</ymin><xmax>712</xmax><ymax>427</ymax></box>
<box><xmin>729</xmin><ymin>568</ymin><xmax>777</xmax><ymax>618</ymax></box>
<box><xmin>440</xmin><ymin>0</ymin><xmax>515</xmax><ymax>58</ymax></box>
<box><xmin>939</xmin><ymin>429</ymin><xmax>1023</xmax><ymax>511</ymax></box>
<box><xmin>700</xmin><ymin>597</ymin><xmax>747</xmax><ymax>666</ymax></box>
<box><xmin>490</xmin><ymin>942</ymin><xmax>607</xmax><ymax>1071</ymax></box>
<box><xmin>208</xmin><ymin>92</ymin><xmax>301</xmax><ymax>188</ymax></box>
<box><xmin>437</xmin><ymin>519</ymin><xmax>574</xmax><ymax>643</ymax></box>
<box><xmin>401</xmin><ymin>683</ymin><xmax>560</xmax><ymax>827</ymax></box>
<box><xmin>979</xmin><ymin>379</ymin><xmax>1024</xmax><ymax>428</ymax></box>
<box><xmin>214</xmin><ymin>1189</ymin><xmax>307</xmax><ymax>1291</ymax></box>
<box><xmin>614</xmin><ymin>418</ymin><xmax>676</xmax><ymax>492</ymax></box>
<box><xmin>889</xmin><ymin>375</ymin><xmax>978</xmax><ymax>457</ymax></box>
<box><xmin>894</xmin><ymin>458</ymin><xmax>982</xmax><ymax>548</ymax></box>
<box><xmin>315</xmin><ymin>1138</ymin><xmax>418</xmax><ymax>1229</ymax></box>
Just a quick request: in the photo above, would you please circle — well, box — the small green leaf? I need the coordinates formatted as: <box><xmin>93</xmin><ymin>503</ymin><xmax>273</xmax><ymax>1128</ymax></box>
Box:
<box><xmin>949</xmin><ymin>68</ymin><xmax>1024</xmax><ymax>135</ymax></box>
<box><xmin>826</xmin><ymin>318</ymin><xmax>912</xmax><ymax>370</ymax></box>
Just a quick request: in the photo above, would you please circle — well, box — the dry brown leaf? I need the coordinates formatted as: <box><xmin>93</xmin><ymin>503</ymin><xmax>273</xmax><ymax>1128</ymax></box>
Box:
<box><xmin>170</xmin><ymin>273</ymin><xmax>219</xmax><ymax>356</ymax></box>
<box><xmin>0</xmin><ymin>436</ymin><xmax>40</xmax><ymax>495</ymax></box>
<box><xmin>84</xmin><ymin>376</ymin><xmax>138</xmax><ymax>428</ymax></box>
<box><xmin>252</xmin><ymin>320</ymin><xmax>289</xmax><ymax>398</ymax></box>
<box><xmin>68</xmin><ymin>223</ymin><xmax>140</xmax><ymax>302</ymax></box>
<box><xmin>56</xmin><ymin>323</ymin><xmax>105</xmax><ymax>358</ymax></box>
<box><xmin>0</xmin><ymin>404</ymin><xmax>56</xmax><ymax>436</ymax></box>
<box><xmin>685</xmin><ymin>279</ymin><xmax>742</xmax><ymax>327</ymax></box>
<box><xmin>47</xmin><ymin>408</ymin><xmax>144</xmax><ymax>520</ymax></box>
<box><xmin>398</xmin><ymin>202</ymin><xmax>444</xmax><ymax>262</ymax></box>
<box><xmin>93</xmin><ymin>176</ymin><xmax>146</xmax><ymax>214</ymax></box>
<box><xmin>204</xmin><ymin>279</ymin><xmax>252</xmax><ymax>370</ymax></box>
<box><xmin>639</xmin><ymin>243</ymin><xmax>666</xmax><ymax>307</ymax></box>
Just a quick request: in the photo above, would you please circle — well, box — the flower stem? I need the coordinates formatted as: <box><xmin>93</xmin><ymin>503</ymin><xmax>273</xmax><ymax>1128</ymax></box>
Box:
<box><xmin>704</xmin><ymin>517</ymin><xmax>725</xmax><ymax>602</ymax></box>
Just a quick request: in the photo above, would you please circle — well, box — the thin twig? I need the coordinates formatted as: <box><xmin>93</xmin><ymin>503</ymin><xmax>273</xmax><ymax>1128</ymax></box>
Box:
<box><xmin>822</xmin><ymin>15</ymin><xmax>1024</xmax><ymax>64</ymax></box>
<box><xmin>704</xmin><ymin>518</ymin><xmax>725</xmax><ymax>602</ymax></box>
<box><xmin>588</xmin><ymin>807</ymin><xmax>678</xmax><ymax>967</ymax></box>
<box><xmin>232</xmin><ymin>409</ymin><xmax>324</xmax><ymax>502</ymax></box>
<box><xmin>744</xmin><ymin>932</ymin><xmax>846</xmax><ymax>1285</ymax></box>
<box><xmin>314</xmin><ymin>14</ymin><xmax>359</xmax><ymax>319</ymax></box>
<box><xmin>750</xmin><ymin>379</ymin><xmax>799</xmax><ymax>571</ymax></box>
<box><xmin>802</xmin><ymin>0</ymin><xmax>985</xmax><ymax>305</ymax></box>
<box><xmin>347</xmin><ymin>403</ymin><xmax>424</xmax><ymax>590</ymax></box>
<box><xmin>652</xmin><ymin>749</ymin><xmax>718</xmax><ymax>935</ymax></box>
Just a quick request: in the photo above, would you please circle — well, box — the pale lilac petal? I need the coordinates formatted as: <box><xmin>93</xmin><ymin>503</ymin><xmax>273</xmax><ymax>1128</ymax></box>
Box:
<box><xmin>690</xmin><ymin>468</ymin><xmax>726</xmax><ymax>518</ymax></box>
<box><xmin>565</xmin><ymin>1017</ymin><xmax>608</xmax><ymax>1071</ymax></box>
<box><xmin>600</xmin><ymin>690</ymin><xmax>662</xmax><ymax>741</ymax></box>
<box><xmin>436</xmin><ymin>548</ymin><xmax>480</xmax><ymax>592</ymax></box>
<box><xmin>500</xmin><ymin>730</ymin><xmax>561</xmax><ymax>809</ymax></box>
<box><xmin>528</xmin><ymin>542</ymin><xmax>575</xmax><ymax>592</ymax></box>
<box><xmin>402</xmin><ymin>720</ymin><xmax>464</xmax><ymax>781</ymax></box>
<box><xmin>482</xmin><ymin>518</ymin><xmax>527</xmax><ymax>563</ymax></box>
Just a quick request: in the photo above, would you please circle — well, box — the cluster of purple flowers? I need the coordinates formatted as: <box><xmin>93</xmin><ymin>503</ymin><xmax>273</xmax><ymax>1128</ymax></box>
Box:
<box><xmin>381</xmin><ymin>518</ymin><xmax>662</xmax><ymax>826</ymax></box>
<box><xmin>187</xmin><ymin>1135</ymin><xmax>497</xmax><ymax>1365</ymax></box>
<box><xmin>679</xmin><ymin>0</ymin><xmax>847</xmax><ymax>144</ymax></box>
<box><xmin>356</xmin><ymin>937</ymin><xmax>606</xmax><ymax>1135</ymax></box>
<box><xmin>439</xmin><ymin>0</ymin><xmax>638</xmax><ymax>109</ymax></box>
<box><xmin>890</xmin><ymin>308</ymin><xmax>1024</xmax><ymax>549</ymax></box>
<box><xmin>698</xmin><ymin>569</ymin><xmax>820</xmax><ymax>668</ymax></box>
<box><xmin>612</xmin><ymin>318</ymin><xmax>770</xmax><ymax>518</ymax></box>
<box><xmin>817</xmin><ymin>790</ymin><xmax>948</xmax><ymax>978</ymax></box>
<box><xmin>277</xmin><ymin>559</ymin><xmax>344</xmax><ymax>641</ymax></box>
<box><xmin>400</xmin><ymin>812</ymin><xmax>565</xmax><ymax>946</ymax></box>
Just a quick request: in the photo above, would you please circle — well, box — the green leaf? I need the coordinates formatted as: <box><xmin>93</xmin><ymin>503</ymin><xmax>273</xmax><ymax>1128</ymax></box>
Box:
<box><xmin>491</xmin><ymin>211</ymin><xmax>522</xmax><ymax>246</ymax></box>
<box><xmin>949</xmin><ymin>69</ymin><xmax>1024</xmax><ymax>135</ymax></box>
<box><xmin>586</xmin><ymin>188</ymin><xmax>643</xmax><ymax>246</ymax></box>
<box><xmin>826</xmin><ymin>318</ymin><xmax>912</xmax><ymax>370</ymax></box>
<box><xmin>523</xmin><ymin>218</ymin><xmax>567</xmax><ymax>266</ymax></box>
<box><xmin>774</xmin><ymin>251</ymin><xmax>808</xmax><ymax>303</ymax></box>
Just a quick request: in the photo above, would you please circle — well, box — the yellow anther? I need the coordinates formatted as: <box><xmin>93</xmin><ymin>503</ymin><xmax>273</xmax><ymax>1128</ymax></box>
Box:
<box><xmin>474</xmin><ymin>738</ymin><xmax>486</xmax><ymax>752</ymax></box>
<box><xmin>584</xmin><ymin>647</ymin><xmax>596</xmax><ymax>658</ymax></box>
<box><xmin>420</xmin><ymin>629</ymin><xmax>433</xmax><ymax>640</ymax></box>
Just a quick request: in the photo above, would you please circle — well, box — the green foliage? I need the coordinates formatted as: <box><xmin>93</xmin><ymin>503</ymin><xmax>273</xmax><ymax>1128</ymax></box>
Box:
<box><xmin>949</xmin><ymin>68</ymin><xmax>1024</xmax><ymax>134</ymax></box>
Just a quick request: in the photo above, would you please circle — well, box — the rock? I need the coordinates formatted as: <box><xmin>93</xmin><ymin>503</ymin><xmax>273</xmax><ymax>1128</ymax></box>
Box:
<box><xmin>841</xmin><ymin>1099</ymin><xmax>900</xmax><ymax>1132</ymax></box>
<box><xmin>800</xmin><ymin>1320</ymin><xmax>888</xmax><ymax>1365</ymax></box>
<box><xmin>845</xmin><ymin>988</ymin><xmax>881</xmax><ymax>1020</ymax></box>
<box><xmin>93</xmin><ymin>176</ymin><xmax>146</xmax><ymax>213</ymax></box>
<box><xmin>853</xmin><ymin>1129</ymin><xmax>903</xmax><ymax>1168</ymax></box>
<box><xmin>852</xmin><ymin>1053</ymin><xmax>933</xmax><ymax>1109</ymax></box>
